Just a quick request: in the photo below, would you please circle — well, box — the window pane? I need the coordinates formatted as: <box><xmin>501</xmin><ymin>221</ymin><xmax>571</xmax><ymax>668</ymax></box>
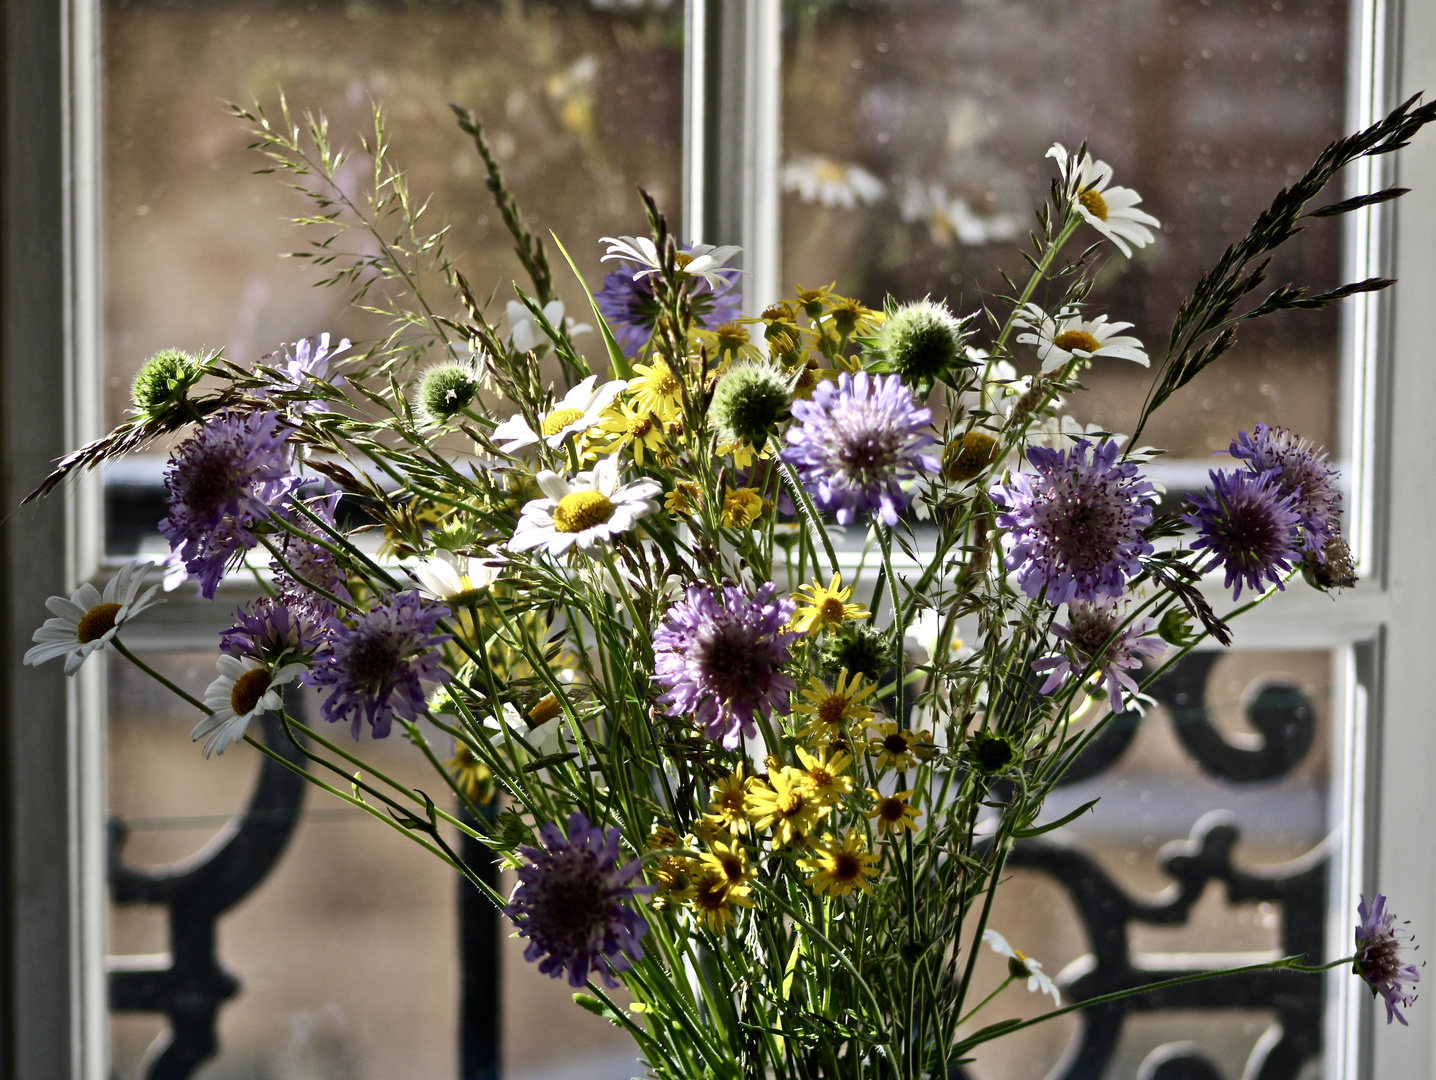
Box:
<box><xmin>780</xmin><ymin>0</ymin><xmax>1346</xmax><ymax>459</ymax></box>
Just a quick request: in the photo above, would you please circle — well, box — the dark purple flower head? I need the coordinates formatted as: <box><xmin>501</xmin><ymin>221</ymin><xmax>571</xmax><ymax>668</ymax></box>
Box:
<box><xmin>269</xmin><ymin>488</ymin><xmax>351</xmax><ymax>611</ymax></box>
<box><xmin>255</xmin><ymin>332</ymin><xmax>350</xmax><ymax>414</ymax></box>
<box><xmin>1033</xmin><ymin>599</ymin><xmax>1165</xmax><ymax>714</ymax></box>
<box><xmin>782</xmin><ymin>371</ymin><xmax>941</xmax><ymax>526</ymax></box>
<box><xmin>595</xmin><ymin>256</ymin><xmax>741</xmax><ymax>359</ymax></box>
<box><xmin>306</xmin><ymin>590</ymin><xmax>450</xmax><ymax>739</ymax></box>
<box><xmin>1184</xmin><ymin>468</ymin><xmax>1302</xmax><ymax>600</ymax></box>
<box><xmin>221</xmin><ymin>594</ymin><xmax>332</xmax><ymax>666</ymax></box>
<box><xmin>1229</xmin><ymin>424</ymin><xmax>1341</xmax><ymax>556</ymax></box>
<box><xmin>990</xmin><ymin>439</ymin><xmax>1156</xmax><ymax>606</ymax></box>
<box><xmin>160</xmin><ymin>410</ymin><xmax>297</xmax><ymax>599</ymax></box>
<box><xmin>506</xmin><ymin>811</ymin><xmax>650</xmax><ymax>988</ymax></box>
<box><xmin>652</xmin><ymin>582</ymin><xmax>799</xmax><ymax>749</ymax></box>
<box><xmin>1355</xmin><ymin>893</ymin><xmax>1421</xmax><ymax>1026</ymax></box>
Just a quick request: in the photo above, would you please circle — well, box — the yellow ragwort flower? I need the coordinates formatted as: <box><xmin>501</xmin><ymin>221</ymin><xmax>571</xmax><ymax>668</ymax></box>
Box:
<box><xmin>645</xmin><ymin>826</ymin><xmax>697</xmax><ymax>908</ymax></box>
<box><xmin>790</xmin><ymin>574</ymin><xmax>871</xmax><ymax>635</ymax></box>
<box><xmin>824</xmin><ymin>296</ymin><xmax>883</xmax><ymax>339</ymax></box>
<box><xmin>698</xmin><ymin>837</ymin><xmax>757</xmax><ymax>892</ymax></box>
<box><xmin>665</xmin><ymin>480</ymin><xmax>704</xmax><ymax>517</ymax></box>
<box><xmin>689</xmin><ymin>870</ymin><xmax>754</xmax><ymax>933</ymax></box>
<box><xmin>721</xmin><ymin>486</ymin><xmax>766</xmax><ymax>528</ymax></box>
<box><xmin>792</xmin><ymin>669</ymin><xmax>877</xmax><ymax>741</ymax></box>
<box><xmin>794</xmin><ymin>745</ymin><xmax>855</xmax><ymax>801</ymax></box>
<box><xmin>628</xmin><ymin>359</ymin><xmax>684</xmax><ymax>423</ymax></box>
<box><xmin>798</xmin><ymin>830</ymin><xmax>881</xmax><ymax>898</ymax></box>
<box><xmin>746</xmin><ymin>768</ymin><xmax>828</xmax><ymax>847</ymax></box>
<box><xmin>693</xmin><ymin>321</ymin><xmax>764</xmax><ymax>366</ymax></box>
<box><xmin>704</xmin><ymin>764</ymin><xmax>754</xmax><ymax>837</ymax></box>
<box><xmin>868</xmin><ymin>722</ymin><xmax>922</xmax><ymax>772</ymax></box>
<box><xmin>596</xmin><ymin>398</ymin><xmax>668</xmax><ymax>467</ymax></box>
<box><xmin>445</xmin><ymin>741</ymin><xmax>495</xmax><ymax>805</ymax></box>
<box><xmin>865</xmin><ymin>787</ymin><xmax>922</xmax><ymax>838</ymax></box>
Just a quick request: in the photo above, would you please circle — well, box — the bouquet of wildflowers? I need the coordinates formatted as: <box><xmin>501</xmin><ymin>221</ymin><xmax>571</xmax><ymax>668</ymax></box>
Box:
<box><xmin>24</xmin><ymin>94</ymin><xmax>1436</xmax><ymax>1075</ymax></box>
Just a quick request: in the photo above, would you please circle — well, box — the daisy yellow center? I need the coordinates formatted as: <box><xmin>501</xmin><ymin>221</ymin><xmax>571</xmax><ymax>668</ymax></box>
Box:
<box><xmin>231</xmin><ymin>667</ymin><xmax>272</xmax><ymax>716</ymax></box>
<box><xmin>883</xmin><ymin>733</ymin><xmax>910</xmax><ymax>755</ymax></box>
<box><xmin>877</xmin><ymin>798</ymin><xmax>906</xmax><ymax>823</ymax></box>
<box><xmin>817</xmin><ymin>694</ymin><xmax>851</xmax><ymax>727</ymax></box>
<box><xmin>814</xmin><ymin>160</ymin><xmax>848</xmax><ymax>185</ymax></box>
<box><xmin>673</xmin><ymin>251</ymin><xmax>694</xmax><ymax>270</ymax></box>
<box><xmin>1053</xmin><ymin>330</ymin><xmax>1101</xmax><ymax>354</ymax></box>
<box><xmin>1078</xmin><ymin>187</ymin><xmax>1109</xmax><ymax>221</ymax></box>
<box><xmin>819</xmin><ymin>596</ymin><xmax>847</xmax><ymax>622</ymax></box>
<box><xmin>553</xmin><ymin>490</ymin><xmax>615</xmax><ymax>533</ymax></box>
<box><xmin>77</xmin><ymin>602</ymin><xmax>122</xmax><ymax>644</ymax></box>
<box><xmin>528</xmin><ymin>694</ymin><xmax>562</xmax><ymax>725</ymax></box>
<box><xmin>830</xmin><ymin>852</ymin><xmax>864</xmax><ymax>883</ymax></box>
<box><xmin>541</xmin><ymin>407</ymin><xmax>585</xmax><ymax>436</ymax></box>
<box><xmin>946</xmin><ymin>431</ymin><xmax>1001</xmax><ymax>482</ymax></box>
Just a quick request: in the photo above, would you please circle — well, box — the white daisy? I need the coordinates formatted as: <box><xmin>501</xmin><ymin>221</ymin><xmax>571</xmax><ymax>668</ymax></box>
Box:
<box><xmin>782</xmin><ymin>155</ymin><xmax>885</xmax><ymax>209</ymax></box>
<box><xmin>489</xmin><ymin>374</ymin><xmax>627</xmax><ymax>453</ymax></box>
<box><xmin>900</xmin><ymin>182</ymin><xmax>1023</xmax><ymax>247</ymax></box>
<box><xmin>485</xmin><ymin>694</ymin><xmax>567</xmax><ymax>760</ymax></box>
<box><xmin>505</xmin><ymin>299</ymin><xmax>591</xmax><ymax>356</ymax></box>
<box><xmin>983</xmin><ymin>929</ymin><xmax>1061</xmax><ymax>1006</ymax></box>
<box><xmin>411</xmin><ymin>550</ymin><xmax>502</xmax><ymax>603</ymax></box>
<box><xmin>508</xmin><ymin>454</ymin><xmax>661</xmax><ymax>557</ymax></box>
<box><xmin>192</xmin><ymin>654</ymin><xmax>306</xmax><ymax>758</ymax></box>
<box><xmin>599</xmin><ymin>235</ymin><xmax>742</xmax><ymax>290</ymax></box>
<box><xmin>1046</xmin><ymin>143</ymin><xmax>1160</xmax><ymax>257</ymax></box>
<box><xmin>24</xmin><ymin>561</ymin><xmax>164</xmax><ymax>675</ymax></box>
<box><xmin>1015</xmin><ymin>303</ymin><xmax>1149</xmax><ymax>372</ymax></box>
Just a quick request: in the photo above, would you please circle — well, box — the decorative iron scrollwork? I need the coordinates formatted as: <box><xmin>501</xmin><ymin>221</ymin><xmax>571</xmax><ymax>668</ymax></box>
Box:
<box><xmin>108</xmin><ymin>705</ymin><xmax>307</xmax><ymax>1080</ymax></box>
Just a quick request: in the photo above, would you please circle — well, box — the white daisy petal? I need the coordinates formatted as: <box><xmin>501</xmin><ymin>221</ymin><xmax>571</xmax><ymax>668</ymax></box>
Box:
<box><xmin>24</xmin><ymin>561</ymin><xmax>164</xmax><ymax>675</ymax></box>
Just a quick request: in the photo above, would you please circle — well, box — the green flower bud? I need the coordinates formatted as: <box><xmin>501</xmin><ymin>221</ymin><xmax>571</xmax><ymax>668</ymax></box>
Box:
<box><xmin>1157</xmin><ymin>607</ymin><xmax>1197</xmax><ymax>647</ymax></box>
<box><xmin>415</xmin><ymin>362</ymin><xmax>479</xmax><ymax>426</ymax></box>
<box><xmin>131</xmin><ymin>348</ymin><xmax>204</xmax><ymax>417</ymax></box>
<box><xmin>816</xmin><ymin>624</ymin><xmax>890</xmax><ymax>682</ymax></box>
<box><xmin>710</xmin><ymin>361</ymin><xmax>792</xmax><ymax>448</ymax></box>
<box><xmin>871</xmin><ymin>299</ymin><xmax>974</xmax><ymax>392</ymax></box>
<box><xmin>968</xmin><ymin>730</ymin><xmax>1019</xmax><ymax>775</ymax></box>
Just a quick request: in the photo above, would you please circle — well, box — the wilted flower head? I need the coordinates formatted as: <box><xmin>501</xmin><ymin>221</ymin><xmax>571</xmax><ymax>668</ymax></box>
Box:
<box><xmin>306</xmin><ymin>590</ymin><xmax>451</xmax><ymax>739</ymax></box>
<box><xmin>506</xmin><ymin>811</ymin><xmax>650</xmax><ymax>988</ymax></box>
<box><xmin>783</xmin><ymin>371</ymin><xmax>941</xmax><ymax>526</ymax></box>
<box><xmin>990</xmin><ymin>439</ymin><xmax>1156</xmax><ymax>605</ymax></box>
<box><xmin>1229</xmin><ymin>424</ymin><xmax>1341</xmax><ymax>556</ymax></box>
<box><xmin>983</xmin><ymin>929</ymin><xmax>1061</xmax><ymax>1005</ymax></box>
<box><xmin>1354</xmin><ymin>893</ymin><xmax>1421</xmax><ymax>1026</ymax></box>
<box><xmin>160</xmin><ymin>410</ymin><xmax>297</xmax><ymax>599</ymax></box>
<box><xmin>268</xmin><ymin>489</ymin><xmax>351</xmax><ymax>611</ymax></box>
<box><xmin>652</xmin><ymin>582</ymin><xmax>799</xmax><ymax>749</ymax></box>
<box><xmin>1184</xmin><ymin>468</ymin><xmax>1302</xmax><ymax>600</ymax></box>
<box><xmin>1033</xmin><ymin>599</ymin><xmax>1165</xmax><ymax>714</ymax></box>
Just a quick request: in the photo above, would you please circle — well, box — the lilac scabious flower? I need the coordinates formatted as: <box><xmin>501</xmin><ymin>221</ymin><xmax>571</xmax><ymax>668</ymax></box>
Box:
<box><xmin>595</xmin><ymin>259</ymin><xmax>741</xmax><ymax>359</ymax></box>
<box><xmin>255</xmin><ymin>332</ymin><xmax>350</xmax><ymax>414</ymax></box>
<box><xmin>220</xmin><ymin>594</ymin><xmax>332</xmax><ymax>666</ymax></box>
<box><xmin>1032</xmin><ymin>600</ymin><xmax>1165</xmax><ymax>713</ymax></box>
<box><xmin>1184</xmin><ymin>468</ymin><xmax>1302</xmax><ymax>600</ymax></box>
<box><xmin>160</xmin><ymin>410</ymin><xmax>297</xmax><ymax>599</ymax></box>
<box><xmin>1229</xmin><ymin>424</ymin><xmax>1341</xmax><ymax>556</ymax></box>
<box><xmin>506</xmin><ymin>811</ymin><xmax>650</xmax><ymax>988</ymax></box>
<box><xmin>782</xmin><ymin>371</ymin><xmax>941</xmax><ymax>526</ymax></box>
<box><xmin>1355</xmin><ymin>893</ymin><xmax>1421</xmax><ymax>1026</ymax></box>
<box><xmin>652</xmin><ymin>582</ymin><xmax>799</xmax><ymax>749</ymax></box>
<box><xmin>989</xmin><ymin>439</ymin><xmax>1156</xmax><ymax>605</ymax></box>
<box><xmin>269</xmin><ymin>489</ymin><xmax>351</xmax><ymax>611</ymax></box>
<box><xmin>306</xmin><ymin>590</ymin><xmax>451</xmax><ymax>739</ymax></box>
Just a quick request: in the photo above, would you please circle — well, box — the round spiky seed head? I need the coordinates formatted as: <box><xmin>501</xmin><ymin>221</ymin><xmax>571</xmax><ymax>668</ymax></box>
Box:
<box><xmin>131</xmin><ymin>348</ymin><xmax>204</xmax><ymax>417</ymax></box>
<box><xmin>816</xmin><ymin>624</ymin><xmax>890</xmax><ymax>683</ymax></box>
<box><xmin>415</xmin><ymin>362</ymin><xmax>479</xmax><ymax>425</ymax></box>
<box><xmin>944</xmin><ymin>431</ymin><xmax>1001</xmax><ymax>483</ymax></box>
<box><xmin>968</xmin><ymin>730</ymin><xmax>1019</xmax><ymax>775</ymax></box>
<box><xmin>875</xmin><ymin>299</ymin><xmax>969</xmax><ymax>389</ymax></box>
<box><xmin>710</xmin><ymin>361</ymin><xmax>792</xmax><ymax>447</ymax></box>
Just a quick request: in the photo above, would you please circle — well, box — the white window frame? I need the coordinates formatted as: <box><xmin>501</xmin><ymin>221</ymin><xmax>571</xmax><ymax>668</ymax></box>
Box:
<box><xmin>1</xmin><ymin>0</ymin><xmax>1431</xmax><ymax>1075</ymax></box>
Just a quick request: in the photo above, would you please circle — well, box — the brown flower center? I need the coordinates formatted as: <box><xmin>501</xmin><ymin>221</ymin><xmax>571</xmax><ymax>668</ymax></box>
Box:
<box><xmin>819</xmin><ymin>596</ymin><xmax>847</xmax><ymax>623</ymax></box>
<box><xmin>1078</xmin><ymin>187</ymin><xmax>1109</xmax><ymax>221</ymax></box>
<box><xmin>1053</xmin><ymin>329</ymin><xmax>1101</xmax><ymax>354</ymax></box>
<box><xmin>231</xmin><ymin>667</ymin><xmax>272</xmax><ymax>716</ymax></box>
<box><xmin>540</xmin><ymin>407</ymin><xmax>585</xmax><ymax>436</ymax></box>
<box><xmin>817</xmin><ymin>694</ymin><xmax>851</xmax><ymax>727</ymax></box>
<box><xmin>884</xmin><ymin>733</ymin><xmax>910</xmax><ymax>755</ymax></box>
<box><xmin>878</xmin><ymin>798</ymin><xmax>905</xmax><ymax>823</ymax></box>
<box><xmin>552</xmin><ymin>491</ymin><xmax>615</xmax><ymax>533</ymax></box>
<box><xmin>831</xmin><ymin>852</ymin><xmax>863</xmax><ymax>882</ymax></box>
<box><xmin>718</xmin><ymin>854</ymin><xmax>745</xmax><ymax>882</ymax></box>
<box><xmin>76</xmin><ymin>603</ymin><xmax>122</xmax><ymax>644</ymax></box>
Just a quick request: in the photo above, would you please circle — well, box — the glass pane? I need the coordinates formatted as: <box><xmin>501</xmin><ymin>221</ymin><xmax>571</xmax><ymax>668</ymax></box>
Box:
<box><xmin>101</xmin><ymin>0</ymin><xmax>682</xmax><ymax>1074</ymax></box>
<box><xmin>780</xmin><ymin>0</ymin><xmax>1347</xmax><ymax>460</ymax></box>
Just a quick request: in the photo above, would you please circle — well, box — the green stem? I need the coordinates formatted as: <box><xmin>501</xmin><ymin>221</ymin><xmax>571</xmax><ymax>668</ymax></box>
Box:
<box><xmin>112</xmin><ymin>639</ymin><xmax>210</xmax><ymax>714</ymax></box>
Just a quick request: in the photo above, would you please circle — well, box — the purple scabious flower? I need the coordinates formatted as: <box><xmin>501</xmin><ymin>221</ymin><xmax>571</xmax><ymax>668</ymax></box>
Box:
<box><xmin>595</xmin><ymin>259</ymin><xmax>741</xmax><ymax>359</ymax></box>
<box><xmin>652</xmin><ymin>582</ymin><xmax>799</xmax><ymax>749</ymax></box>
<box><xmin>507</xmin><ymin>811</ymin><xmax>650</xmax><ymax>988</ymax></box>
<box><xmin>220</xmin><ymin>594</ymin><xmax>332</xmax><ymax>666</ymax></box>
<box><xmin>989</xmin><ymin>439</ymin><xmax>1156</xmax><ymax>605</ymax></box>
<box><xmin>1355</xmin><ymin>893</ymin><xmax>1421</xmax><ymax>1026</ymax></box>
<box><xmin>1229</xmin><ymin>424</ymin><xmax>1341</xmax><ymax>556</ymax></box>
<box><xmin>306</xmin><ymin>590</ymin><xmax>451</xmax><ymax>739</ymax></box>
<box><xmin>1032</xmin><ymin>599</ymin><xmax>1165</xmax><ymax>714</ymax></box>
<box><xmin>269</xmin><ymin>489</ymin><xmax>351</xmax><ymax>611</ymax></box>
<box><xmin>782</xmin><ymin>371</ymin><xmax>941</xmax><ymax>526</ymax></box>
<box><xmin>1183</xmin><ymin>468</ymin><xmax>1302</xmax><ymax>600</ymax></box>
<box><xmin>160</xmin><ymin>410</ymin><xmax>297</xmax><ymax>599</ymax></box>
<box><xmin>255</xmin><ymin>332</ymin><xmax>350</xmax><ymax>414</ymax></box>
